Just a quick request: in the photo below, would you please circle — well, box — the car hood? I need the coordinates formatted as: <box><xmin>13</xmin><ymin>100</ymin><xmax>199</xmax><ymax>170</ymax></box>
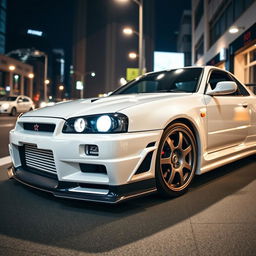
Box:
<box><xmin>23</xmin><ymin>93</ymin><xmax>192</xmax><ymax>119</ymax></box>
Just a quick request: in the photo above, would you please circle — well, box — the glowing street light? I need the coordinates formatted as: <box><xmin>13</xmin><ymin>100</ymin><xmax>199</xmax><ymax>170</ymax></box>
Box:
<box><xmin>123</xmin><ymin>27</ymin><xmax>139</xmax><ymax>36</ymax></box>
<box><xmin>32</xmin><ymin>50</ymin><xmax>48</xmax><ymax>101</ymax></box>
<box><xmin>228</xmin><ymin>25</ymin><xmax>245</xmax><ymax>34</ymax></box>
<box><xmin>9</xmin><ymin>65</ymin><xmax>16</xmax><ymax>71</ymax></box>
<box><xmin>116</xmin><ymin>0</ymin><xmax>144</xmax><ymax>75</ymax></box>
<box><xmin>45</xmin><ymin>79</ymin><xmax>50</xmax><ymax>85</ymax></box>
<box><xmin>59</xmin><ymin>85</ymin><xmax>64</xmax><ymax>91</ymax></box>
<box><xmin>129</xmin><ymin>52</ymin><xmax>137</xmax><ymax>59</ymax></box>
<box><xmin>28</xmin><ymin>73</ymin><xmax>34</xmax><ymax>79</ymax></box>
<box><xmin>123</xmin><ymin>27</ymin><xmax>133</xmax><ymax>35</ymax></box>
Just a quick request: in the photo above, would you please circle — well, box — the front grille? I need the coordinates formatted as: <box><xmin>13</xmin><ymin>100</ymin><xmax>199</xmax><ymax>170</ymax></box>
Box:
<box><xmin>23</xmin><ymin>144</ymin><xmax>56</xmax><ymax>174</ymax></box>
<box><xmin>23</xmin><ymin>122</ymin><xmax>56</xmax><ymax>133</ymax></box>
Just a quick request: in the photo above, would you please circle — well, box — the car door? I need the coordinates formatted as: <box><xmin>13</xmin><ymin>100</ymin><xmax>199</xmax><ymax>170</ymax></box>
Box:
<box><xmin>204</xmin><ymin>70</ymin><xmax>250</xmax><ymax>153</ymax></box>
<box><xmin>16</xmin><ymin>97</ymin><xmax>25</xmax><ymax>112</ymax></box>
<box><xmin>23</xmin><ymin>97</ymin><xmax>31</xmax><ymax>111</ymax></box>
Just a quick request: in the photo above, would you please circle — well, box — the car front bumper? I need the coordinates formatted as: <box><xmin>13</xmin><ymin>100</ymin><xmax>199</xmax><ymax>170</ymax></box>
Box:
<box><xmin>8</xmin><ymin>116</ymin><xmax>162</xmax><ymax>203</ymax></box>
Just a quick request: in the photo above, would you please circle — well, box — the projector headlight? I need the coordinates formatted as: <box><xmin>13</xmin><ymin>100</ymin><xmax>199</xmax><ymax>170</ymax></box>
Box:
<box><xmin>62</xmin><ymin>113</ymin><xmax>128</xmax><ymax>134</ymax></box>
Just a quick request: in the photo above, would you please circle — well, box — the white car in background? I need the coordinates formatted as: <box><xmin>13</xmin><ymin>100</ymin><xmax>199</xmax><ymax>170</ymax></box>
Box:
<box><xmin>7</xmin><ymin>66</ymin><xmax>256</xmax><ymax>203</ymax></box>
<box><xmin>0</xmin><ymin>95</ymin><xmax>34</xmax><ymax>116</ymax></box>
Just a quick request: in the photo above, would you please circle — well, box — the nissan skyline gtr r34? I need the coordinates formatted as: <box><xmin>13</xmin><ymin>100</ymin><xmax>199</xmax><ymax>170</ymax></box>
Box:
<box><xmin>7</xmin><ymin>66</ymin><xmax>256</xmax><ymax>203</ymax></box>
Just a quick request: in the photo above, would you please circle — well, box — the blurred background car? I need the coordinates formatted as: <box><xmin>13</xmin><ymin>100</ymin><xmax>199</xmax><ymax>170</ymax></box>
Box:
<box><xmin>0</xmin><ymin>95</ymin><xmax>34</xmax><ymax>116</ymax></box>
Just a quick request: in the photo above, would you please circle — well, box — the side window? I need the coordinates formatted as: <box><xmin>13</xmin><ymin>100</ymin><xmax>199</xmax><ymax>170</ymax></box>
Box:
<box><xmin>23</xmin><ymin>98</ymin><xmax>29</xmax><ymax>102</ymax></box>
<box><xmin>230</xmin><ymin>75</ymin><xmax>250</xmax><ymax>96</ymax></box>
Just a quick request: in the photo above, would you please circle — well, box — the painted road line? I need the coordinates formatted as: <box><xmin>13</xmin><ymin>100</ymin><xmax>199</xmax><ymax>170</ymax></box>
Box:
<box><xmin>0</xmin><ymin>156</ymin><xmax>11</xmax><ymax>166</ymax></box>
<box><xmin>0</xmin><ymin>124</ymin><xmax>15</xmax><ymax>127</ymax></box>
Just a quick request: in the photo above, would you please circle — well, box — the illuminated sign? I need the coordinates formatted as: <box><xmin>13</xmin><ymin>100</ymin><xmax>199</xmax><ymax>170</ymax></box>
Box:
<box><xmin>154</xmin><ymin>52</ymin><xmax>184</xmax><ymax>72</ymax></box>
<box><xmin>76</xmin><ymin>81</ymin><xmax>83</xmax><ymax>90</ymax></box>
<box><xmin>27</xmin><ymin>29</ymin><xmax>43</xmax><ymax>37</ymax></box>
<box><xmin>126</xmin><ymin>68</ymin><xmax>139</xmax><ymax>81</ymax></box>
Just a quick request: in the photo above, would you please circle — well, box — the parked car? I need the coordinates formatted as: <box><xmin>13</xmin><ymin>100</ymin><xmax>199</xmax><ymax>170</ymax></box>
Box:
<box><xmin>0</xmin><ymin>95</ymin><xmax>34</xmax><ymax>116</ymax></box>
<box><xmin>7</xmin><ymin>66</ymin><xmax>256</xmax><ymax>203</ymax></box>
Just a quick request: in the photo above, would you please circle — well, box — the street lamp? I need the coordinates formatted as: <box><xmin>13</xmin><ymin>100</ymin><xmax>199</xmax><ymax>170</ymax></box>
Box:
<box><xmin>32</xmin><ymin>50</ymin><xmax>48</xmax><ymax>102</ymax></box>
<box><xmin>128</xmin><ymin>52</ymin><xmax>137</xmax><ymax>59</ymax></box>
<box><xmin>228</xmin><ymin>25</ymin><xmax>245</xmax><ymax>34</ymax></box>
<box><xmin>116</xmin><ymin>0</ymin><xmax>144</xmax><ymax>75</ymax></box>
<box><xmin>9</xmin><ymin>65</ymin><xmax>16</xmax><ymax>71</ymax></box>
<box><xmin>28</xmin><ymin>73</ymin><xmax>34</xmax><ymax>79</ymax></box>
<box><xmin>73</xmin><ymin>71</ymin><xmax>96</xmax><ymax>99</ymax></box>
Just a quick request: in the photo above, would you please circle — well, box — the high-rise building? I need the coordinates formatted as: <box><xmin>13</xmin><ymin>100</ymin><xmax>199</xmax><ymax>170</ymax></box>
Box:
<box><xmin>192</xmin><ymin>0</ymin><xmax>256</xmax><ymax>85</ymax></box>
<box><xmin>72</xmin><ymin>0</ymin><xmax>155</xmax><ymax>98</ymax></box>
<box><xmin>177</xmin><ymin>10</ymin><xmax>192</xmax><ymax>66</ymax></box>
<box><xmin>0</xmin><ymin>0</ymin><xmax>6</xmax><ymax>54</ymax></box>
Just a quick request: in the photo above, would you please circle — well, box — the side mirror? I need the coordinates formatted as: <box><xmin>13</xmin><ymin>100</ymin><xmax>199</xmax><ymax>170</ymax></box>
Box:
<box><xmin>207</xmin><ymin>81</ymin><xmax>237</xmax><ymax>96</ymax></box>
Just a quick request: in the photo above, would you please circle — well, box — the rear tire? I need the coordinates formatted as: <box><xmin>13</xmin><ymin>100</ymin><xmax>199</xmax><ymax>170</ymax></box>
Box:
<box><xmin>155</xmin><ymin>122</ymin><xmax>197</xmax><ymax>197</ymax></box>
<box><xmin>10</xmin><ymin>107</ymin><xmax>17</xmax><ymax>116</ymax></box>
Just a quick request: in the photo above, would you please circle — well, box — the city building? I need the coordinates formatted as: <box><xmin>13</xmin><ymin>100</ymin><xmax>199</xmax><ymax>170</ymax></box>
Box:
<box><xmin>0</xmin><ymin>54</ymin><xmax>34</xmax><ymax>97</ymax></box>
<box><xmin>177</xmin><ymin>10</ymin><xmax>192</xmax><ymax>66</ymax></box>
<box><xmin>192</xmin><ymin>0</ymin><xmax>256</xmax><ymax>85</ymax></box>
<box><xmin>72</xmin><ymin>0</ymin><xmax>155</xmax><ymax>98</ymax></box>
<box><xmin>0</xmin><ymin>0</ymin><xmax>6</xmax><ymax>54</ymax></box>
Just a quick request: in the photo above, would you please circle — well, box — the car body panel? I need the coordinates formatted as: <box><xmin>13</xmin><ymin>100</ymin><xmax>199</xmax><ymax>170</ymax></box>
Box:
<box><xmin>7</xmin><ymin>66</ymin><xmax>256</xmax><ymax>203</ymax></box>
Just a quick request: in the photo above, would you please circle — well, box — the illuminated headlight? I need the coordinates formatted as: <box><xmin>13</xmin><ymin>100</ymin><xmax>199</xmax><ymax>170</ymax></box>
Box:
<box><xmin>74</xmin><ymin>118</ymin><xmax>87</xmax><ymax>133</ymax></box>
<box><xmin>96</xmin><ymin>115</ymin><xmax>112</xmax><ymax>132</ymax></box>
<box><xmin>2</xmin><ymin>103</ymin><xmax>9</xmax><ymax>110</ymax></box>
<box><xmin>62</xmin><ymin>113</ymin><xmax>128</xmax><ymax>134</ymax></box>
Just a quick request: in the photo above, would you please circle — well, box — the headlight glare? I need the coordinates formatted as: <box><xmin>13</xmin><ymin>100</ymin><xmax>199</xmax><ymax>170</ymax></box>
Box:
<box><xmin>96</xmin><ymin>115</ymin><xmax>112</xmax><ymax>132</ymax></box>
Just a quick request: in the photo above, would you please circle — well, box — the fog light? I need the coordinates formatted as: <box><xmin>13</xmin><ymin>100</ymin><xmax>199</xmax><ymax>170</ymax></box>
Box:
<box><xmin>85</xmin><ymin>145</ymin><xmax>99</xmax><ymax>156</ymax></box>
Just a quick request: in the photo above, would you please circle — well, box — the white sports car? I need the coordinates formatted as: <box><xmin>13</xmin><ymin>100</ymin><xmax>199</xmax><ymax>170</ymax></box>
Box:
<box><xmin>8</xmin><ymin>66</ymin><xmax>256</xmax><ymax>203</ymax></box>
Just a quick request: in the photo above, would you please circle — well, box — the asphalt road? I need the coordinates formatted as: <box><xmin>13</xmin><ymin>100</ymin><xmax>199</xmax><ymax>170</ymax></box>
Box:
<box><xmin>0</xmin><ymin>156</ymin><xmax>256</xmax><ymax>256</ymax></box>
<box><xmin>0</xmin><ymin>115</ymin><xmax>16</xmax><ymax>158</ymax></box>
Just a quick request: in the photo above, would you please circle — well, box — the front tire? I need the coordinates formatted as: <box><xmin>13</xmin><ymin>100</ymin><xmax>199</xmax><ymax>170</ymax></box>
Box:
<box><xmin>10</xmin><ymin>107</ymin><xmax>17</xmax><ymax>116</ymax></box>
<box><xmin>156</xmin><ymin>122</ymin><xmax>197</xmax><ymax>197</ymax></box>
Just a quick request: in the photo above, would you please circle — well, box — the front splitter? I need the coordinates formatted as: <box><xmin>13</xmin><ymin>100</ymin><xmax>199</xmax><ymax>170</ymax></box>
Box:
<box><xmin>8</xmin><ymin>166</ymin><xmax>157</xmax><ymax>204</ymax></box>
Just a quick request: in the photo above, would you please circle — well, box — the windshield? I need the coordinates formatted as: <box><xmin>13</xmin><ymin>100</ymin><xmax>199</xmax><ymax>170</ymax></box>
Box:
<box><xmin>112</xmin><ymin>68</ymin><xmax>203</xmax><ymax>95</ymax></box>
<box><xmin>0</xmin><ymin>96</ymin><xmax>17</xmax><ymax>101</ymax></box>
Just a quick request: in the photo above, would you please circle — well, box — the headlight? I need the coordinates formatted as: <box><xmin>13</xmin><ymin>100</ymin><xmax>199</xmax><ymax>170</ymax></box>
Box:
<box><xmin>62</xmin><ymin>113</ymin><xmax>128</xmax><ymax>134</ymax></box>
<box><xmin>2</xmin><ymin>103</ymin><xmax>9</xmax><ymax>109</ymax></box>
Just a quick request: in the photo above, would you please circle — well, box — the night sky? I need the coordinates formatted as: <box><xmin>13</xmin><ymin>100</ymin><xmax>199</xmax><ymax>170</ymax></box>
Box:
<box><xmin>6</xmin><ymin>0</ymin><xmax>191</xmax><ymax>54</ymax></box>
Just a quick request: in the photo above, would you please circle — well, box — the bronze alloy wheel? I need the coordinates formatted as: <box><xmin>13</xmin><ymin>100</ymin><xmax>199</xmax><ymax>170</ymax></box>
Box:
<box><xmin>156</xmin><ymin>122</ymin><xmax>197</xmax><ymax>197</ymax></box>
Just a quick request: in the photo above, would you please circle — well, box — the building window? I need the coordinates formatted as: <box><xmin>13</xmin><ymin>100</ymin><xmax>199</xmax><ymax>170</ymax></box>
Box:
<box><xmin>244</xmin><ymin>48</ymin><xmax>256</xmax><ymax>85</ymax></box>
<box><xmin>195</xmin><ymin>36</ymin><xmax>204</xmax><ymax>62</ymax></box>
<box><xmin>194</xmin><ymin>0</ymin><xmax>204</xmax><ymax>29</ymax></box>
<box><xmin>209</xmin><ymin>0</ymin><xmax>255</xmax><ymax>47</ymax></box>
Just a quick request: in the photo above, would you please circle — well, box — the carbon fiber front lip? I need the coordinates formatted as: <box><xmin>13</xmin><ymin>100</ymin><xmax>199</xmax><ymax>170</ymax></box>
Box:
<box><xmin>8</xmin><ymin>165</ymin><xmax>157</xmax><ymax>204</ymax></box>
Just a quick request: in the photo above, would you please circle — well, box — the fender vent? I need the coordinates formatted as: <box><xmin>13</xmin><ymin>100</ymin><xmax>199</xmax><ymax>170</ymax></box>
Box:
<box><xmin>135</xmin><ymin>152</ymin><xmax>153</xmax><ymax>175</ymax></box>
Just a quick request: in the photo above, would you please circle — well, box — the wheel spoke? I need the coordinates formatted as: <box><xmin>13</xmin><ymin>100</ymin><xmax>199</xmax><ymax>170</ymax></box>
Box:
<box><xmin>166</xmin><ymin>137</ymin><xmax>175</xmax><ymax>151</ymax></box>
<box><xmin>183</xmin><ymin>161</ymin><xmax>192</xmax><ymax>171</ymax></box>
<box><xmin>178</xmin><ymin>169</ymin><xmax>184</xmax><ymax>186</ymax></box>
<box><xmin>163</xmin><ymin>168</ymin><xmax>170</xmax><ymax>179</ymax></box>
<box><xmin>177</xmin><ymin>132</ymin><xmax>183</xmax><ymax>149</ymax></box>
<box><xmin>183</xmin><ymin>145</ymin><xmax>192</xmax><ymax>156</ymax></box>
<box><xmin>161</xmin><ymin>157</ymin><xmax>171</xmax><ymax>165</ymax></box>
<box><xmin>167</xmin><ymin>169</ymin><xmax>175</xmax><ymax>184</ymax></box>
